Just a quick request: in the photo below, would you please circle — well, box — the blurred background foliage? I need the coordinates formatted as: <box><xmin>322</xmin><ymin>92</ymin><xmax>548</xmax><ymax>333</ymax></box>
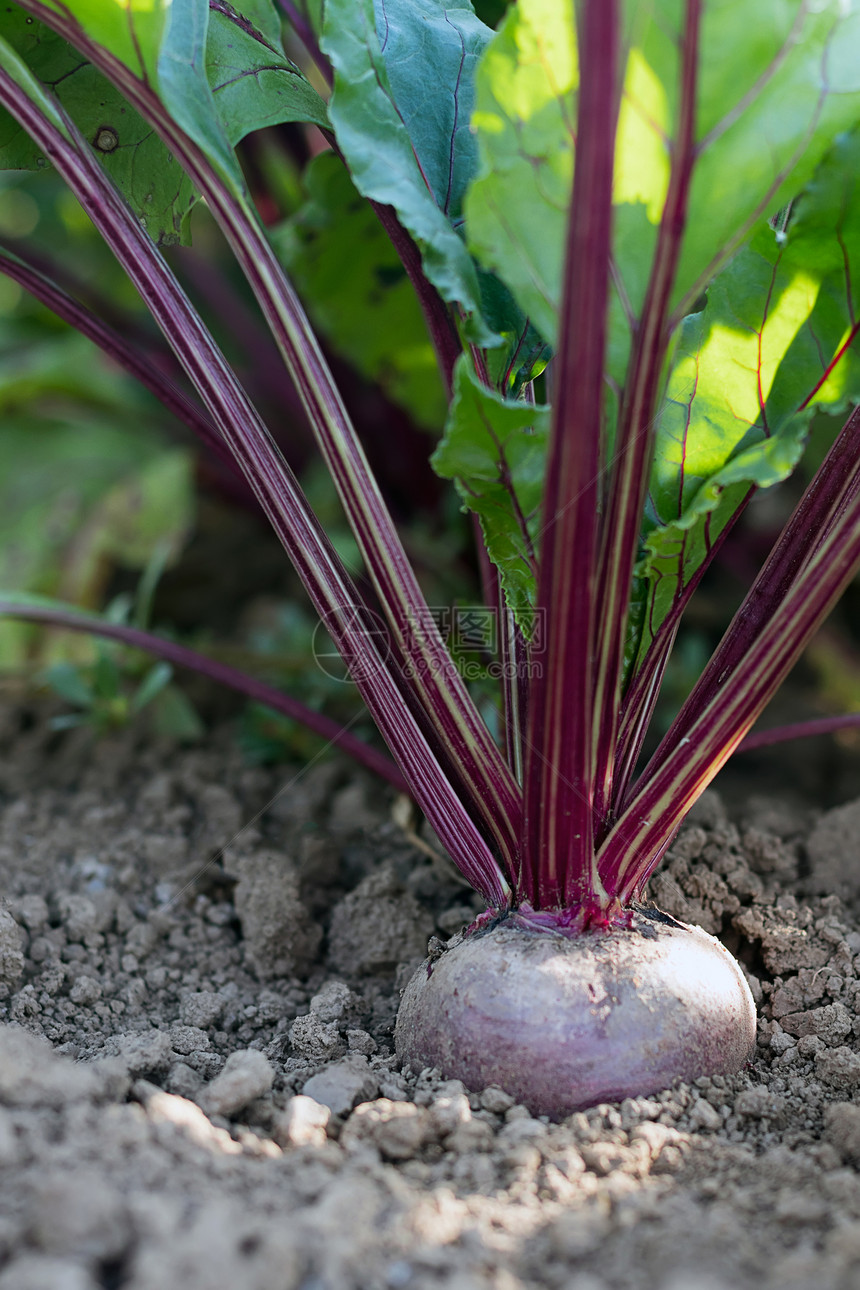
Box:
<box><xmin>1</xmin><ymin>0</ymin><xmax>859</xmax><ymax>778</ymax></box>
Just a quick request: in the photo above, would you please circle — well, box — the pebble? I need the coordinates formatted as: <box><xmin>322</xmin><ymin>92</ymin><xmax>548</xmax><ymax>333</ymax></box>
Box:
<box><xmin>302</xmin><ymin>1055</ymin><xmax>379</xmax><ymax>1116</ymax></box>
<box><xmin>0</xmin><ymin>907</ymin><xmax>25</xmax><ymax>995</ymax></box>
<box><xmin>169</xmin><ymin>1024</ymin><xmax>210</xmax><ymax>1056</ymax></box>
<box><xmin>289</xmin><ymin>1013</ymin><xmax>342</xmax><ymax>1060</ymax></box>
<box><xmin>199</xmin><ymin>1049</ymin><xmax>274</xmax><ymax>1117</ymax></box>
<box><xmin>179</xmin><ymin>990</ymin><xmax>225</xmax><ymax>1029</ymax></box>
<box><xmin>309</xmin><ymin>980</ymin><xmax>364</xmax><ymax>1025</ymax></box>
<box><xmin>114</xmin><ymin>1029</ymin><xmax>173</xmax><ymax>1077</ymax></box>
<box><xmin>341</xmin><ymin>1099</ymin><xmax>431</xmax><ymax>1160</ymax></box>
<box><xmin>273</xmin><ymin>1095</ymin><xmax>331</xmax><ymax>1148</ymax></box>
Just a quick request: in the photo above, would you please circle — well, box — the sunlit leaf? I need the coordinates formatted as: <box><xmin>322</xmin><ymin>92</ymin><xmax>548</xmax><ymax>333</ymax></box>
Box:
<box><xmin>629</xmin><ymin>127</ymin><xmax>860</xmax><ymax>679</ymax></box>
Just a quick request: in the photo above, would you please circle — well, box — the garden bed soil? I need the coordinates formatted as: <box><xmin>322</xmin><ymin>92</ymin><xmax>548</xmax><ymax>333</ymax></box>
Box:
<box><xmin>2</xmin><ymin>702</ymin><xmax>860</xmax><ymax>1289</ymax></box>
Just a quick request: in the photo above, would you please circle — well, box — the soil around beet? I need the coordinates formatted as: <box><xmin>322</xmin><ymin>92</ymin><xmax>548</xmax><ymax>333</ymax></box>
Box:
<box><xmin>3</xmin><ymin>701</ymin><xmax>860</xmax><ymax>1289</ymax></box>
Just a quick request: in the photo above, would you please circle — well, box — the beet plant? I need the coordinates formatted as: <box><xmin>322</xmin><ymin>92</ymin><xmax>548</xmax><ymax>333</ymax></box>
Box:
<box><xmin>3</xmin><ymin>0</ymin><xmax>860</xmax><ymax>1116</ymax></box>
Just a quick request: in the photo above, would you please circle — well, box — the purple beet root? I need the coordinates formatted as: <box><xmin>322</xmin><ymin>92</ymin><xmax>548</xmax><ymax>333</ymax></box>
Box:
<box><xmin>395</xmin><ymin>909</ymin><xmax>756</xmax><ymax>1119</ymax></box>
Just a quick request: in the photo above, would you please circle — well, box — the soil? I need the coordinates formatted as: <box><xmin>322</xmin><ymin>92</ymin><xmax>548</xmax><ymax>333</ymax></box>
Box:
<box><xmin>2</xmin><ymin>702</ymin><xmax>860</xmax><ymax>1290</ymax></box>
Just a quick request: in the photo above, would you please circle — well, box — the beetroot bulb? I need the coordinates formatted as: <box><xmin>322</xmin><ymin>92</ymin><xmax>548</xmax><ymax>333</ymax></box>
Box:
<box><xmin>395</xmin><ymin>908</ymin><xmax>756</xmax><ymax>1119</ymax></box>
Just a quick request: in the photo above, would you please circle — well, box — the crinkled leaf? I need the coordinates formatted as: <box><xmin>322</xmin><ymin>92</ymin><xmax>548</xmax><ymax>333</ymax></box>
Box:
<box><xmin>4</xmin><ymin>1</ymin><xmax>327</xmax><ymax>227</ymax></box>
<box><xmin>206</xmin><ymin>1</ymin><xmax>329</xmax><ymax>141</ymax></box>
<box><xmin>320</xmin><ymin>0</ymin><xmax>497</xmax><ymax>344</ymax></box>
<box><xmin>272</xmin><ymin>151</ymin><xmax>445</xmax><ymax>428</ymax></box>
<box><xmin>431</xmin><ymin>356</ymin><xmax>550</xmax><ymax>630</ymax></box>
<box><xmin>628</xmin><ymin>128</ymin><xmax>860</xmax><ymax>678</ymax></box>
<box><xmin>0</xmin><ymin>9</ymin><xmax>196</xmax><ymax>244</ymax></box>
<box><xmin>34</xmin><ymin>0</ymin><xmax>166</xmax><ymax>79</ymax></box>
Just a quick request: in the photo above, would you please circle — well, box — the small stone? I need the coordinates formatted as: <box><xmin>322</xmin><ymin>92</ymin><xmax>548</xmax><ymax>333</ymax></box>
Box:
<box><xmin>346</xmin><ymin>1029</ymin><xmax>377</xmax><ymax>1056</ymax></box>
<box><xmin>630</xmin><ymin>1122</ymin><xmax>675</xmax><ymax>1156</ymax></box>
<box><xmin>302</xmin><ymin>1055</ymin><xmax>378</xmax><ymax>1116</ymax></box>
<box><xmin>165</xmin><ymin>1063</ymin><xmax>202</xmax><ymax>1099</ymax></box>
<box><xmin>115</xmin><ymin>1029</ymin><xmax>173</xmax><ymax>1077</ymax></box>
<box><xmin>199</xmin><ymin>1049</ymin><xmax>274</xmax><ymax>1117</ymax></box>
<box><xmin>780</xmin><ymin>1002</ymin><xmax>852</xmax><ymax>1046</ymax></box>
<box><xmin>0</xmin><ymin>907</ymin><xmax>25</xmax><ymax>997</ymax></box>
<box><xmin>341</xmin><ymin>1099</ymin><xmax>431</xmax><ymax>1160</ymax></box>
<box><xmin>309</xmin><ymin>980</ymin><xmax>365</xmax><ymax>1025</ymax></box>
<box><xmin>733</xmin><ymin>1087</ymin><xmax>787</xmax><ymax>1120</ymax></box>
<box><xmin>55</xmin><ymin>894</ymin><xmax>99</xmax><ymax>943</ymax></box>
<box><xmin>12</xmin><ymin>895</ymin><xmax>49</xmax><ymax>933</ymax></box>
<box><xmin>273</xmin><ymin>1095</ymin><xmax>331</xmax><ymax>1148</ymax></box>
<box><xmin>815</xmin><ymin>1045</ymin><xmax>860</xmax><ymax>1089</ymax></box>
<box><xmin>825</xmin><ymin>1102</ymin><xmax>860</xmax><ymax>1162</ymax></box>
<box><xmin>169</xmin><ymin>1024</ymin><xmax>210</xmax><ymax>1056</ymax></box>
<box><xmin>327</xmin><ymin>867</ymin><xmax>433</xmax><ymax>976</ymax></box>
<box><xmin>428</xmin><ymin>1093</ymin><xmax>472</xmax><ymax>1138</ymax></box>
<box><xmin>229</xmin><ymin>848</ymin><xmax>322</xmax><ymax>979</ymax></box>
<box><xmin>179</xmin><ymin>991</ymin><xmax>225</xmax><ymax>1029</ymax></box>
<box><xmin>769</xmin><ymin>1025</ymin><xmax>796</xmax><ymax>1055</ymax></box>
<box><xmin>498</xmin><ymin>1116</ymin><xmax>548</xmax><ymax>1144</ymax></box>
<box><xmin>479</xmin><ymin>1085</ymin><xmax>515</xmax><ymax>1115</ymax></box>
<box><xmin>69</xmin><ymin>976</ymin><xmax>102</xmax><ymax>1006</ymax></box>
<box><xmin>444</xmin><ymin>1118</ymin><xmax>495</xmax><ymax>1154</ymax></box>
<box><xmin>688</xmin><ymin>1099</ymin><xmax>723</xmax><ymax>1131</ymax></box>
<box><xmin>289</xmin><ymin>1013</ymin><xmax>343</xmax><ymax>1060</ymax></box>
<box><xmin>806</xmin><ymin>799</ymin><xmax>860</xmax><ymax>898</ymax></box>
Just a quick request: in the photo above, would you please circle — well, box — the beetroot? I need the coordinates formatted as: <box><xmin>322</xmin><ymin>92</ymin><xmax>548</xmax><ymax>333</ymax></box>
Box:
<box><xmin>396</xmin><ymin>910</ymin><xmax>756</xmax><ymax>1119</ymax></box>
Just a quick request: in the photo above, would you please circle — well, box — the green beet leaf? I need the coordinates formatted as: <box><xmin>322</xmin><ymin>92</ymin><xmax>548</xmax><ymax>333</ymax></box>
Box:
<box><xmin>0</xmin><ymin>1</ymin><xmax>328</xmax><ymax>236</ymax></box>
<box><xmin>320</xmin><ymin>0</ymin><xmax>497</xmax><ymax>345</ymax></box>
<box><xmin>0</xmin><ymin>8</ymin><xmax>196</xmax><ymax>245</ymax></box>
<box><xmin>628</xmin><ymin>127</ymin><xmax>860</xmax><ymax>681</ymax></box>
<box><xmin>205</xmin><ymin>1</ymin><xmax>329</xmax><ymax>144</ymax></box>
<box><xmin>466</xmin><ymin>0</ymin><xmax>860</xmax><ymax>357</ymax></box>
<box><xmin>272</xmin><ymin>152</ymin><xmax>446</xmax><ymax>429</ymax></box>
<box><xmin>431</xmin><ymin>356</ymin><xmax>549</xmax><ymax>632</ymax></box>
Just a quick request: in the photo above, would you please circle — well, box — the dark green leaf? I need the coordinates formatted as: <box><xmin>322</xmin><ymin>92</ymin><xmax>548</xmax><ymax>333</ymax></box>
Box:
<box><xmin>431</xmin><ymin>356</ymin><xmax>549</xmax><ymax>630</ymax></box>
<box><xmin>206</xmin><ymin>0</ymin><xmax>329</xmax><ymax>142</ymax></box>
<box><xmin>321</xmin><ymin>0</ymin><xmax>497</xmax><ymax>343</ymax></box>
<box><xmin>0</xmin><ymin>9</ymin><xmax>196</xmax><ymax>245</ymax></box>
